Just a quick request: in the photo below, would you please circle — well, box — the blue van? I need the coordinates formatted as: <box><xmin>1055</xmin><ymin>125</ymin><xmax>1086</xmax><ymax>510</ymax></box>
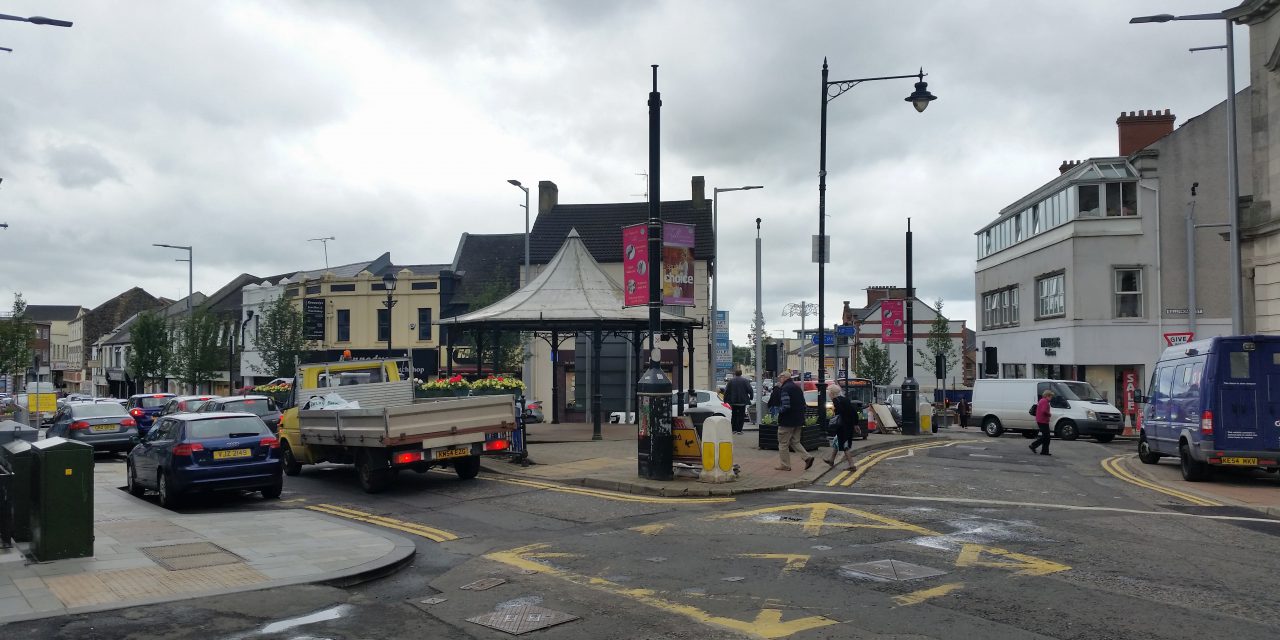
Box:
<box><xmin>1138</xmin><ymin>335</ymin><xmax>1280</xmax><ymax>481</ymax></box>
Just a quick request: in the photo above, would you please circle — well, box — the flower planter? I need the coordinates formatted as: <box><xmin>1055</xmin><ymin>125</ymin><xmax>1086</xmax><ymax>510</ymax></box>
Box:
<box><xmin>757</xmin><ymin>422</ymin><xmax>826</xmax><ymax>451</ymax></box>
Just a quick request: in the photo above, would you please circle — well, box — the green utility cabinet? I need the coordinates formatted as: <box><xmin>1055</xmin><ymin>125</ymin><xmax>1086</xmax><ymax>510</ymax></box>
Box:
<box><xmin>29</xmin><ymin>437</ymin><xmax>94</xmax><ymax>561</ymax></box>
<box><xmin>1</xmin><ymin>439</ymin><xmax>34</xmax><ymax>542</ymax></box>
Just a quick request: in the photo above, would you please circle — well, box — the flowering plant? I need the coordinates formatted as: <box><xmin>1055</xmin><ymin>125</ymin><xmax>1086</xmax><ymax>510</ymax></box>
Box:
<box><xmin>471</xmin><ymin>375</ymin><xmax>525</xmax><ymax>393</ymax></box>
<box><xmin>421</xmin><ymin>375</ymin><xmax>472</xmax><ymax>391</ymax></box>
<box><xmin>254</xmin><ymin>384</ymin><xmax>292</xmax><ymax>393</ymax></box>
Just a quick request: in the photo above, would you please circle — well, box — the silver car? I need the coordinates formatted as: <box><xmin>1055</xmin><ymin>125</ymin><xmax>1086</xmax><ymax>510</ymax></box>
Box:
<box><xmin>45</xmin><ymin>401</ymin><xmax>139</xmax><ymax>453</ymax></box>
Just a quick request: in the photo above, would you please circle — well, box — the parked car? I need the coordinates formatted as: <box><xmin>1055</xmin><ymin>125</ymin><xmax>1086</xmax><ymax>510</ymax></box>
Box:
<box><xmin>522</xmin><ymin>399</ymin><xmax>544</xmax><ymax>424</ymax></box>
<box><xmin>45</xmin><ymin>401</ymin><xmax>139</xmax><ymax>453</ymax></box>
<box><xmin>971</xmin><ymin>378</ymin><xmax>1123</xmax><ymax>442</ymax></box>
<box><xmin>126</xmin><ymin>412</ymin><xmax>283</xmax><ymax>507</ymax></box>
<box><xmin>1138</xmin><ymin>335</ymin><xmax>1280</xmax><ymax>481</ymax></box>
<box><xmin>159</xmin><ymin>395</ymin><xmax>219</xmax><ymax>417</ymax></box>
<box><xmin>126</xmin><ymin>393</ymin><xmax>176</xmax><ymax>435</ymax></box>
<box><xmin>198</xmin><ymin>395</ymin><xmax>282</xmax><ymax>433</ymax></box>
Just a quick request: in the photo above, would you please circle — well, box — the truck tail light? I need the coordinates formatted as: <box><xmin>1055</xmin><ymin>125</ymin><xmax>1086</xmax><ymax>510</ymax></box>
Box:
<box><xmin>173</xmin><ymin>442</ymin><xmax>204</xmax><ymax>456</ymax></box>
<box><xmin>70</xmin><ymin>420</ymin><xmax>90</xmax><ymax>431</ymax></box>
<box><xmin>484</xmin><ymin>439</ymin><xmax>509</xmax><ymax>452</ymax></box>
<box><xmin>1200</xmin><ymin>410</ymin><xmax>1214</xmax><ymax>436</ymax></box>
<box><xmin>394</xmin><ymin>451</ymin><xmax>424</xmax><ymax>465</ymax></box>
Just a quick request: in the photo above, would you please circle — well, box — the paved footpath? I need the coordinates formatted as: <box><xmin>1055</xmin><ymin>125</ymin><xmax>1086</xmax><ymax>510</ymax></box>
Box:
<box><xmin>0</xmin><ymin>459</ymin><xmax>414</xmax><ymax>625</ymax></box>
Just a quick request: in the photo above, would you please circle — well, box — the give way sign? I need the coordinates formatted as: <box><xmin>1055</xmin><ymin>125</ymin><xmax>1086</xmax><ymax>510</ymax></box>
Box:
<box><xmin>1163</xmin><ymin>332</ymin><xmax>1194</xmax><ymax>346</ymax></box>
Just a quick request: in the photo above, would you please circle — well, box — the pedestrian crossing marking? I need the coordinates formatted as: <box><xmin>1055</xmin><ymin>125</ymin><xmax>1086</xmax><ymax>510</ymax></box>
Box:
<box><xmin>955</xmin><ymin>543</ymin><xmax>1070</xmax><ymax>576</ymax></box>
<box><xmin>710</xmin><ymin>503</ymin><xmax>938</xmax><ymax>536</ymax></box>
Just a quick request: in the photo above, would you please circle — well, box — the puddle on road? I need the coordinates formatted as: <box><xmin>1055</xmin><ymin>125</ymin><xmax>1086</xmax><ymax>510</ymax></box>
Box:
<box><xmin>255</xmin><ymin>605</ymin><xmax>349</xmax><ymax>636</ymax></box>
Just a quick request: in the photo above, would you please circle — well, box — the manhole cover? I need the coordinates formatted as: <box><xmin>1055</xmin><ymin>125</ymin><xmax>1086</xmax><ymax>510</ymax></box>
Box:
<box><xmin>141</xmin><ymin>541</ymin><xmax>244</xmax><ymax>571</ymax></box>
<box><xmin>467</xmin><ymin>604</ymin><xmax>578</xmax><ymax>635</ymax></box>
<box><xmin>840</xmin><ymin>559</ymin><xmax>947</xmax><ymax>582</ymax></box>
<box><xmin>460</xmin><ymin>578</ymin><xmax>507</xmax><ymax>591</ymax></box>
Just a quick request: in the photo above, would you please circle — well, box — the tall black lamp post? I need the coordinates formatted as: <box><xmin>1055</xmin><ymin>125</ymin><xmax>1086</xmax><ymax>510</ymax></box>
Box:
<box><xmin>637</xmin><ymin>65</ymin><xmax>673</xmax><ymax>481</ymax></box>
<box><xmin>382</xmin><ymin>272</ymin><xmax>398</xmax><ymax>354</ymax></box>
<box><xmin>817</xmin><ymin>59</ymin><xmax>935</xmax><ymax>431</ymax></box>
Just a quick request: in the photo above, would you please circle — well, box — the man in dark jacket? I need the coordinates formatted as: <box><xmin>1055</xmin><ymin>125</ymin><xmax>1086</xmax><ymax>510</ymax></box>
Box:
<box><xmin>774</xmin><ymin>371</ymin><xmax>814</xmax><ymax>471</ymax></box>
<box><xmin>723</xmin><ymin>368</ymin><xmax>754</xmax><ymax>434</ymax></box>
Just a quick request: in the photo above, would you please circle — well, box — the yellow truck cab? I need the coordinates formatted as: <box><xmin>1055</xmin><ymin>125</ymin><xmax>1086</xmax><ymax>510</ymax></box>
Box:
<box><xmin>278</xmin><ymin>359</ymin><xmax>401</xmax><ymax>468</ymax></box>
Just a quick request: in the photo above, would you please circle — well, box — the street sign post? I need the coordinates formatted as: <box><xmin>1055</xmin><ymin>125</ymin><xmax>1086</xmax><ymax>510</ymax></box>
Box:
<box><xmin>836</xmin><ymin>324</ymin><xmax>856</xmax><ymax>337</ymax></box>
<box><xmin>811</xmin><ymin>333</ymin><xmax>835</xmax><ymax>345</ymax></box>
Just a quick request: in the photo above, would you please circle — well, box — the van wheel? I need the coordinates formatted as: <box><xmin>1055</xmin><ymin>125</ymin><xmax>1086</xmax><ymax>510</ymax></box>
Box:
<box><xmin>1094</xmin><ymin>434</ymin><xmax>1115</xmax><ymax>444</ymax></box>
<box><xmin>1179</xmin><ymin>442</ymin><xmax>1210</xmax><ymax>482</ymax></box>
<box><xmin>282</xmin><ymin>442</ymin><xmax>302</xmax><ymax>477</ymax></box>
<box><xmin>1057</xmin><ymin>421</ymin><xmax>1079</xmax><ymax>441</ymax></box>
<box><xmin>982</xmin><ymin>417</ymin><xmax>1003</xmax><ymax>437</ymax></box>
<box><xmin>1138</xmin><ymin>436</ymin><xmax>1161</xmax><ymax>464</ymax></box>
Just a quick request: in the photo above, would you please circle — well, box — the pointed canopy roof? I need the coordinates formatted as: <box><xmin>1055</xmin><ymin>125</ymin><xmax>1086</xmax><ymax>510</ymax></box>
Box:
<box><xmin>439</xmin><ymin>229</ymin><xmax>698</xmax><ymax>331</ymax></box>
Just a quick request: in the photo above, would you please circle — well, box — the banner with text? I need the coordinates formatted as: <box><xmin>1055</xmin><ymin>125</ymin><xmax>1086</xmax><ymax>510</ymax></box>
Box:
<box><xmin>715</xmin><ymin>310</ymin><xmax>731</xmax><ymax>380</ymax></box>
<box><xmin>662</xmin><ymin>222</ymin><xmax>696</xmax><ymax>306</ymax></box>
<box><xmin>622</xmin><ymin>223</ymin><xmax>649</xmax><ymax>307</ymax></box>
<box><xmin>880</xmin><ymin>299</ymin><xmax>905</xmax><ymax>344</ymax></box>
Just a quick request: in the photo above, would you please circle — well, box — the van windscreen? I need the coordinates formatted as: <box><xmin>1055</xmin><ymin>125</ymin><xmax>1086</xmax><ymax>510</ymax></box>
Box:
<box><xmin>1054</xmin><ymin>382</ymin><xmax>1105</xmax><ymax>402</ymax></box>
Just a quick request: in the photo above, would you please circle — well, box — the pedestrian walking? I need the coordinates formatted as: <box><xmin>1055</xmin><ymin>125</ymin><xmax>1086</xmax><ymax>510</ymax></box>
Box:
<box><xmin>822</xmin><ymin>384</ymin><xmax>858</xmax><ymax>470</ymax></box>
<box><xmin>957</xmin><ymin>398</ymin><xmax>971</xmax><ymax>429</ymax></box>
<box><xmin>723</xmin><ymin>367</ymin><xmax>754</xmax><ymax>434</ymax></box>
<box><xmin>1029</xmin><ymin>389</ymin><xmax>1053</xmax><ymax>456</ymax></box>
<box><xmin>767</xmin><ymin>382</ymin><xmax>782</xmax><ymax>421</ymax></box>
<box><xmin>774</xmin><ymin>371</ymin><xmax>814</xmax><ymax>471</ymax></box>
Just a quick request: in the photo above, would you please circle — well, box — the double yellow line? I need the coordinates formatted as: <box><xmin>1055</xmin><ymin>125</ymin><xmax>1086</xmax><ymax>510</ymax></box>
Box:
<box><xmin>827</xmin><ymin>441</ymin><xmax>955</xmax><ymax>487</ymax></box>
<box><xmin>492</xmin><ymin>476</ymin><xmax>735</xmax><ymax>504</ymax></box>
<box><xmin>1101</xmin><ymin>456</ymin><xmax>1221</xmax><ymax>507</ymax></box>
<box><xmin>306</xmin><ymin>503</ymin><xmax>460</xmax><ymax>542</ymax></box>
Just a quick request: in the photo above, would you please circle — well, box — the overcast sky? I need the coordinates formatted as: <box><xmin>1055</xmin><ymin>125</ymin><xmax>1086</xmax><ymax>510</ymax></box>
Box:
<box><xmin>0</xmin><ymin>1</ymin><xmax>1250</xmax><ymax>344</ymax></box>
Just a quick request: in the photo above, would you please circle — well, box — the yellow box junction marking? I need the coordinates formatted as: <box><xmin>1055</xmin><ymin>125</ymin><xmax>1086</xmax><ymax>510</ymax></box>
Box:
<box><xmin>628</xmin><ymin>523</ymin><xmax>672</xmax><ymax>536</ymax></box>
<box><xmin>306</xmin><ymin>504</ymin><xmax>459</xmax><ymax>542</ymax></box>
<box><xmin>486</xmin><ymin>543</ymin><xmax>837</xmax><ymax>639</ymax></box>
<box><xmin>829</xmin><ymin>441</ymin><xmax>956</xmax><ymax>487</ymax></box>
<box><xmin>737</xmin><ymin>553</ymin><xmax>810</xmax><ymax>573</ymax></box>
<box><xmin>893</xmin><ymin>582</ymin><xmax>964</xmax><ymax>606</ymax></box>
<box><xmin>955</xmin><ymin>544</ymin><xmax>1070</xmax><ymax>576</ymax></box>
<box><xmin>1101</xmin><ymin>455</ymin><xmax>1221</xmax><ymax>507</ymax></box>
<box><xmin>491</xmin><ymin>476</ymin><xmax>735</xmax><ymax>505</ymax></box>
<box><xmin>711</xmin><ymin>502</ymin><xmax>939</xmax><ymax>536</ymax></box>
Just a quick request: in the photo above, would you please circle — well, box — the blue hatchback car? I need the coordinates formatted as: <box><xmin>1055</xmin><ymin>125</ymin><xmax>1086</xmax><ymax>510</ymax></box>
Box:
<box><xmin>126</xmin><ymin>412</ymin><xmax>283</xmax><ymax>508</ymax></box>
<box><xmin>127</xmin><ymin>393</ymin><xmax>176</xmax><ymax>436</ymax></box>
<box><xmin>1139</xmin><ymin>335</ymin><xmax>1280</xmax><ymax>481</ymax></box>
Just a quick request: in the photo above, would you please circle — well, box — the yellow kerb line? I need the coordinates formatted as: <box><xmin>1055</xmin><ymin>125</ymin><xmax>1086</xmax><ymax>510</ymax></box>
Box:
<box><xmin>839</xmin><ymin>441</ymin><xmax>955</xmax><ymax>487</ymax></box>
<box><xmin>307</xmin><ymin>503</ymin><xmax>460</xmax><ymax>542</ymax></box>
<box><xmin>491</xmin><ymin>476</ymin><xmax>735</xmax><ymax>504</ymax></box>
<box><xmin>1100</xmin><ymin>456</ymin><xmax>1221</xmax><ymax>507</ymax></box>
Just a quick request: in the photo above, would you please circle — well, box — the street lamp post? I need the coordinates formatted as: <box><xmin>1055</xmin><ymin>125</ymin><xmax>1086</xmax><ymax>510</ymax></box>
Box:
<box><xmin>0</xmin><ymin>14</ymin><xmax>74</xmax><ymax>27</ymax></box>
<box><xmin>818</xmin><ymin>59</ymin><xmax>935</xmax><ymax>431</ymax></box>
<box><xmin>1130</xmin><ymin>12</ymin><xmax>1244</xmax><ymax>335</ymax></box>
<box><xmin>308</xmin><ymin>236</ymin><xmax>335</xmax><ymax>269</ymax></box>
<box><xmin>754</xmin><ymin>218</ymin><xmax>764</xmax><ymax>426</ymax></box>
<box><xmin>153</xmin><ymin>244</ymin><xmax>193</xmax><ymax>312</ymax></box>
<box><xmin>508</xmin><ymin>179</ymin><xmax>534</xmax><ymax>398</ymax></box>
<box><xmin>710</xmin><ymin>185</ymin><xmax>763</xmax><ymax>388</ymax></box>
<box><xmin>382</xmin><ymin>272</ymin><xmax>398</xmax><ymax>354</ymax></box>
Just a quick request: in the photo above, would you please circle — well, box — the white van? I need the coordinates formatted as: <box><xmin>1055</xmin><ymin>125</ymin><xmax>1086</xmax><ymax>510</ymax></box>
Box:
<box><xmin>971</xmin><ymin>378</ymin><xmax>1125</xmax><ymax>443</ymax></box>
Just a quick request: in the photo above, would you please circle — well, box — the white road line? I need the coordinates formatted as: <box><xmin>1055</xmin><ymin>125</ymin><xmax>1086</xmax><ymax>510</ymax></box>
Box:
<box><xmin>786</xmin><ymin>488</ymin><xmax>1280</xmax><ymax>524</ymax></box>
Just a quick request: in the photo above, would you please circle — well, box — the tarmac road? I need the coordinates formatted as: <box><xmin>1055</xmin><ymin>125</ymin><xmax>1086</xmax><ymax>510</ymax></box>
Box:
<box><xmin>7</xmin><ymin>432</ymin><xmax>1280</xmax><ymax>639</ymax></box>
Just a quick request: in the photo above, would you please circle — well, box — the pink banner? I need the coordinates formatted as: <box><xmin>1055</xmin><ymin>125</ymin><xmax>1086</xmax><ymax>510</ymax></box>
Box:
<box><xmin>880</xmin><ymin>299</ymin><xmax>905</xmax><ymax>344</ymax></box>
<box><xmin>662</xmin><ymin>222</ymin><xmax>696</xmax><ymax>306</ymax></box>
<box><xmin>622</xmin><ymin>224</ymin><xmax>649</xmax><ymax>307</ymax></box>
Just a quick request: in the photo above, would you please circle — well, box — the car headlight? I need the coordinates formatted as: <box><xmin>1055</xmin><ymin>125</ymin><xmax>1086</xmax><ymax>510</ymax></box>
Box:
<box><xmin>1086</xmin><ymin>409</ymin><xmax>1097</xmax><ymax>420</ymax></box>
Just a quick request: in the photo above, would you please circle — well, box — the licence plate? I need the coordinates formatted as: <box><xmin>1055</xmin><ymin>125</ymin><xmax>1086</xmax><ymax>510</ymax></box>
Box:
<box><xmin>91</xmin><ymin>424</ymin><xmax>118</xmax><ymax>432</ymax></box>
<box><xmin>213</xmin><ymin>448</ymin><xmax>252</xmax><ymax>460</ymax></box>
<box><xmin>1220</xmin><ymin>457</ymin><xmax>1258</xmax><ymax>466</ymax></box>
<box><xmin>434</xmin><ymin>448</ymin><xmax>471</xmax><ymax>460</ymax></box>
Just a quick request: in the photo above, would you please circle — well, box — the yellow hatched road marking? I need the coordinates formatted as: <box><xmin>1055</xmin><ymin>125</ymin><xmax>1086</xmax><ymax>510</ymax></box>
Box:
<box><xmin>1100</xmin><ymin>456</ymin><xmax>1221</xmax><ymax>507</ymax></box>
<box><xmin>492</xmin><ymin>476</ymin><xmax>735</xmax><ymax>504</ymax></box>
<box><xmin>893</xmin><ymin>582</ymin><xmax>964</xmax><ymax>606</ymax></box>
<box><xmin>840</xmin><ymin>442</ymin><xmax>956</xmax><ymax>487</ymax></box>
<box><xmin>306</xmin><ymin>504</ymin><xmax>459</xmax><ymax>542</ymax></box>
<box><xmin>955</xmin><ymin>543</ymin><xmax>1071</xmax><ymax>576</ymax></box>
<box><xmin>711</xmin><ymin>502</ymin><xmax>939</xmax><ymax>536</ymax></box>
<box><xmin>628</xmin><ymin>523</ymin><xmax>672</xmax><ymax>536</ymax></box>
<box><xmin>737</xmin><ymin>553</ymin><xmax>810</xmax><ymax>573</ymax></box>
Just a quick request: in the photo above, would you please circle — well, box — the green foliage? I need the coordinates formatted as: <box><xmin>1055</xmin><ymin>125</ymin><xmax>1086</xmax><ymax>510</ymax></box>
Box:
<box><xmin>169</xmin><ymin>309</ymin><xmax>228</xmax><ymax>389</ymax></box>
<box><xmin>128</xmin><ymin>310</ymin><xmax>170</xmax><ymax>389</ymax></box>
<box><xmin>458</xmin><ymin>281</ymin><xmax>523</xmax><ymax>373</ymax></box>
<box><xmin>254</xmin><ymin>294</ymin><xmax>306</xmax><ymax>378</ymax></box>
<box><xmin>914</xmin><ymin>298</ymin><xmax>960</xmax><ymax>377</ymax></box>
<box><xmin>856</xmin><ymin>339</ymin><xmax>898</xmax><ymax>387</ymax></box>
<box><xmin>731</xmin><ymin>344</ymin><xmax>753</xmax><ymax>365</ymax></box>
<box><xmin>0</xmin><ymin>293</ymin><xmax>32</xmax><ymax>384</ymax></box>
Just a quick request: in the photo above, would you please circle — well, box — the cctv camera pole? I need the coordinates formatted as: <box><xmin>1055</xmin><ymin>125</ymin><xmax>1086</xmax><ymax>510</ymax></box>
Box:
<box><xmin>637</xmin><ymin>65</ymin><xmax>673</xmax><ymax>480</ymax></box>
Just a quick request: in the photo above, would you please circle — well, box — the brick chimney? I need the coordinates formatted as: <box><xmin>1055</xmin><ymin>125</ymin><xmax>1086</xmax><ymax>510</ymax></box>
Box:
<box><xmin>1059</xmin><ymin>160</ymin><xmax>1081</xmax><ymax>174</ymax></box>
<box><xmin>538</xmin><ymin>180</ymin><xmax>558</xmax><ymax>216</ymax></box>
<box><xmin>1117</xmin><ymin>109</ymin><xmax>1175</xmax><ymax>156</ymax></box>
<box><xmin>691</xmin><ymin>175</ymin><xmax>705</xmax><ymax>209</ymax></box>
<box><xmin>865</xmin><ymin>286</ymin><xmax>909</xmax><ymax>305</ymax></box>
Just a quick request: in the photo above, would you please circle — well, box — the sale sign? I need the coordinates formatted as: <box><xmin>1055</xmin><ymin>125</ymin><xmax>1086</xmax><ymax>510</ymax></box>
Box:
<box><xmin>1122</xmin><ymin>369</ymin><xmax>1137</xmax><ymax>416</ymax></box>
<box><xmin>662</xmin><ymin>222</ymin><xmax>696</xmax><ymax>307</ymax></box>
<box><xmin>880</xmin><ymin>299</ymin><xmax>905</xmax><ymax>344</ymax></box>
<box><xmin>622</xmin><ymin>224</ymin><xmax>648</xmax><ymax>307</ymax></box>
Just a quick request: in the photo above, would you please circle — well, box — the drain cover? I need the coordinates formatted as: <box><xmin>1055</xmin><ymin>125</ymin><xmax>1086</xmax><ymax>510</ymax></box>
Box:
<box><xmin>460</xmin><ymin>578</ymin><xmax>507</xmax><ymax>591</ymax></box>
<box><xmin>467</xmin><ymin>604</ymin><xmax>578</xmax><ymax>635</ymax></box>
<box><xmin>840</xmin><ymin>559</ymin><xmax>947</xmax><ymax>582</ymax></box>
<box><xmin>141</xmin><ymin>542</ymin><xmax>244</xmax><ymax>571</ymax></box>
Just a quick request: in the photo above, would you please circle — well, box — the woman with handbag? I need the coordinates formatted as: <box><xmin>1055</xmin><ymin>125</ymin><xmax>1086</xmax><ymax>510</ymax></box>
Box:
<box><xmin>822</xmin><ymin>384</ymin><xmax>859</xmax><ymax>470</ymax></box>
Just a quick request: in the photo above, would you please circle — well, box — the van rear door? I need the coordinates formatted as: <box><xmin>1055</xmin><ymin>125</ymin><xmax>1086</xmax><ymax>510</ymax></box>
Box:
<box><xmin>1215</xmin><ymin>341</ymin><xmax>1266</xmax><ymax>451</ymax></box>
<box><xmin>1259</xmin><ymin>342</ymin><xmax>1280</xmax><ymax>450</ymax></box>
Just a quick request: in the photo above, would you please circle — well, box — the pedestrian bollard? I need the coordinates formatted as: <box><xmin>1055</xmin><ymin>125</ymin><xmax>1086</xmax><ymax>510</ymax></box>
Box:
<box><xmin>698</xmin><ymin>416</ymin><xmax>736</xmax><ymax>483</ymax></box>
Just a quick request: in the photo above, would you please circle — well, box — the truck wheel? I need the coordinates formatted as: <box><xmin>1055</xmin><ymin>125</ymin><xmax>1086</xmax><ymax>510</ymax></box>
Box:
<box><xmin>1138</xmin><ymin>436</ymin><xmax>1161</xmax><ymax>464</ymax></box>
<box><xmin>356</xmin><ymin>450</ymin><xmax>393</xmax><ymax>493</ymax></box>
<box><xmin>1057</xmin><ymin>420</ymin><xmax>1079</xmax><ymax>441</ymax></box>
<box><xmin>282</xmin><ymin>442</ymin><xmax>302</xmax><ymax>477</ymax></box>
<box><xmin>1179</xmin><ymin>442</ymin><xmax>1210</xmax><ymax>482</ymax></box>
<box><xmin>454</xmin><ymin>455</ymin><xmax>481</xmax><ymax>480</ymax></box>
<box><xmin>982</xmin><ymin>417</ymin><xmax>1003</xmax><ymax>437</ymax></box>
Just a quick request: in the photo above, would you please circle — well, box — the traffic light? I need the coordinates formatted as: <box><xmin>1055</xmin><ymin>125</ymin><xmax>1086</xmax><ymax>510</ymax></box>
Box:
<box><xmin>765</xmin><ymin>343</ymin><xmax>779</xmax><ymax>375</ymax></box>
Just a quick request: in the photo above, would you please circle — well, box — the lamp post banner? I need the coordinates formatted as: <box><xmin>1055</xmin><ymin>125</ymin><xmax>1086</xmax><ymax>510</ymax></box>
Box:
<box><xmin>622</xmin><ymin>223</ymin><xmax>649</xmax><ymax>307</ymax></box>
<box><xmin>662</xmin><ymin>222</ymin><xmax>696</xmax><ymax>306</ymax></box>
<box><xmin>880</xmin><ymin>299</ymin><xmax>905</xmax><ymax>344</ymax></box>
<box><xmin>714</xmin><ymin>310</ymin><xmax>731</xmax><ymax>379</ymax></box>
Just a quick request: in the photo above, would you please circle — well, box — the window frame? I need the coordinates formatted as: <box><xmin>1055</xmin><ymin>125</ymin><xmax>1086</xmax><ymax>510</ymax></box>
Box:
<box><xmin>376</xmin><ymin>308</ymin><xmax>390</xmax><ymax>343</ymax></box>
<box><xmin>1036</xmin><ymin>271</ymin><xmax>1066</xmax><ymax>320</ymax></box>
<box><xmin>1113</xmin><ymin>266</ymin><xmax>1144</xmax><ymax>319</ymax></box>
<box><xmin>336</xmin><ymin>309</ymin><xmax>350</xmax><ymax>342</ymax></box>
<box><xmin>417</xmin><ymin>308</ymin><xmax>433</xmax><ymax>341</ymax></box>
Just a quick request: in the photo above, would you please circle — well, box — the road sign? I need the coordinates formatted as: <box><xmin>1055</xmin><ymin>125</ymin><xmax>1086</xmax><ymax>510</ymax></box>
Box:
<box><xmin>812</xmin><ymin>333</ymin><xmax>835</xmax><ymax>345</ymax></box>
<box><xmin>1163</xmin><ymin>332</ymin><xmax>1194</xmax><ymax>346</ymax></box>
<box><xmin>836</xmin><ymin>324</ymin><xmax>856</xmax><ymax>337</ymax></box>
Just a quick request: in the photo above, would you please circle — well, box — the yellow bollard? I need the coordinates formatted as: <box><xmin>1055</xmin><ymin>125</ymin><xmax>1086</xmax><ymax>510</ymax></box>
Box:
<box><xmin>699</xmin><ymin>416</ymin><xmax>736</xmax><ymax>483</ymax></box>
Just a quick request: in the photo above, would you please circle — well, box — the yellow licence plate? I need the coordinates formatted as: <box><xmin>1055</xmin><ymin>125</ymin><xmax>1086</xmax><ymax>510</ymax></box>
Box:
<box><xmin>91</xmin><ymin>424</ymin><xmax>118</xmax><ymax>432</ymax></box>
<box><xmin>1220</xmin><ymin>457</ymin><xmax>1258</xmax><ymax>466</ymax></box>
<box><xmin>213</xmin><ymin>448</ymin><xmax>252</xmax><ymax>460</ymax></box>
<box><xmin>434</xmin><ymin>448</ymin><xmax>470</xmax><ymax>460</ymax></box>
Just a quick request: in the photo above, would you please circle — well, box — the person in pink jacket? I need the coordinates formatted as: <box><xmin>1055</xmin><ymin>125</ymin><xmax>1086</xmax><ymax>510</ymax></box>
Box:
<box><xmin>1030</xmin><ymin>389</ymin><xmax>1054</xmax><ymax>456</ymax></box>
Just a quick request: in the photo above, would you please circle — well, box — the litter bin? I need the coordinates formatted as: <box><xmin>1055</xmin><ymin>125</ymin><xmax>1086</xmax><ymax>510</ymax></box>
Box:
<box><xmin>0</xmin><ymin>420</ymin><xmax>38</xmax><ymax>446</ymax></box>
<box><xmin>1</xmin><ymin>439</ymin><xmax>34</xmax><ymax>542</ymax></box>
<box><xmin>29</xmin><ymin>437</ymin><xmax>94</xmax><ymax>561</ymax></box>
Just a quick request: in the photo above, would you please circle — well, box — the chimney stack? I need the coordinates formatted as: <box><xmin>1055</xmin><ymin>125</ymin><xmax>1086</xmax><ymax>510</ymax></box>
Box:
<box><xmin>1117</xmin><ymin>109</ymin><xmax>1175</xmax><ymax>156</ymax></box>
<box><xmin>691</xmin><ymin>175</ymin><xmax>705</xmax><ymax>209</ymax></box>
<box><xmin>538</xmin><ymin>180</ymin><xmax>558</xmax><ymax>216</ymax></box>
<box><xmin>1059</xmin><ymin>160</ymin><xmax>1081</xmax><ymax>174</ymax></box>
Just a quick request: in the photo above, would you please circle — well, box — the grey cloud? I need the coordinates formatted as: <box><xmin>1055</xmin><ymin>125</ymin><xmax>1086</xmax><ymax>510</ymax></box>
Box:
<box><xmin>45</xmin><ymin>143</ymin><xmax>122</xmax><ymax>189</ymax></box>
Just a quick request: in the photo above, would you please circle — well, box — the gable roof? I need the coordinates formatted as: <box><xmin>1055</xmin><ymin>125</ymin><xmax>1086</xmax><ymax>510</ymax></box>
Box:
<box><xmin>451</xmin><ymin>232</ymin><xmax>525</xmax><ymax>306</ymax></box>
<box><xmin>528</xmin><ymin>200</ymin><xmax>713</xmax><ymax>264</ymax></box>
<box><xmin>83</xmin><ymin>287</ymin><xmax>165</xmax><ymax>347</ymax></box>
<box><xmin>24</xmin><ymin>305</ymin><xmax>85</xmax><ymax>322</ymax></box>
<box><xmin>202</xmin><ymin>273</ymin><xmax>263</xmax><ymax>315</ymax></box>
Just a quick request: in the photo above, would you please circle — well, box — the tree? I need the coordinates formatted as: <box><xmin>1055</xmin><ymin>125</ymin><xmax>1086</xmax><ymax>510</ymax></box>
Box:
<box><xmin>0</xmin><ymin>293</ymin><xmax>33</xmax><ymax>389</ymax></box>
<box><xmin>747</xmin><ymin>314</ymin><xmax>768</xmax><ymax>346</ymax></box>
<box><xmin>731</xmin><ymin>344</ymin><xmax>752</xmax><ymax>366</ymax></box>
<box><xmin>169</xmin><ymin>309</ymin><xmax>227</xmax><ymax>391</ymax></box>
<box><xmin>254</xmin><ymin>294</ymin><xmax>306</xmax><ymax>378</ymax></box>
<box><xmin>128</xmin><ymin>310</ymin><xmax>170</xmax><ymax>391</ymax></box>
<box><xmin>914</xmin><ymin>298</ymin><xmax>960</xmax><ymax>379</ymax></box>
<box><xmin>857</xmin><ymin>339</ymin><xmax>898</xmax><ymax>387</ymax></box>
